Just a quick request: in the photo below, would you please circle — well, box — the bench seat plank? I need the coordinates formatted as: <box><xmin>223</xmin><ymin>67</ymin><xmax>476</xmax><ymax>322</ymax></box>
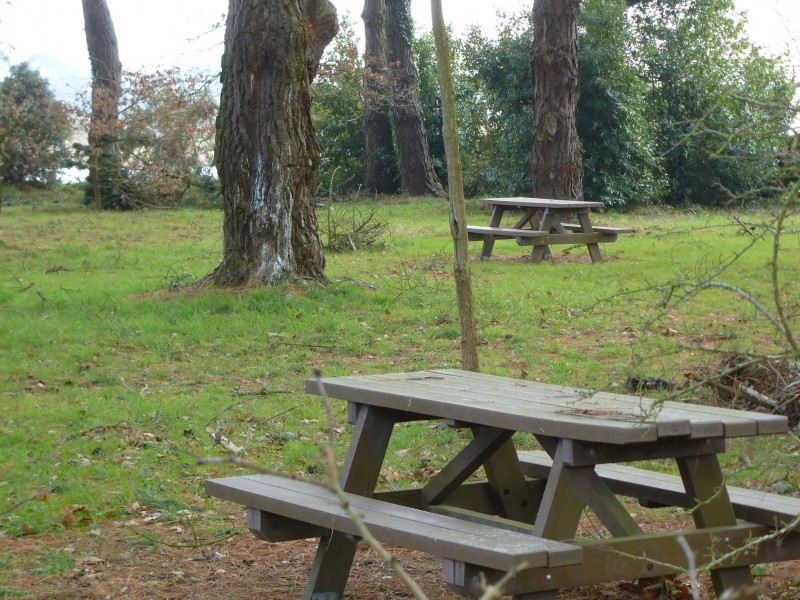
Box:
<box><xmin>518</xmin><ymin>450</ymin><xmax>800</xmax><ymax>530</ymax></box>
<box><xmin>206</xmin><ymin>473</ymin><xmax>582</xmax><ymax>571</ymax></box>
<box><xmin>466</xmin><ymin>225</ymin><xmax>546</xmax><ymax>241</ymax></box>
<box><xmin>560</xmin><ymin>223</ymin><xmax>635</xmax><ymax>234</ymax></box>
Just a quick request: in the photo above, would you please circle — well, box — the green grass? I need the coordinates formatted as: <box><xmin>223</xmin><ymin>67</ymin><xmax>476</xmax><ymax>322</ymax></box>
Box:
<box><xmin>1</xmin><ymin>193</ymin><xmax>798</xmax><ymax>545</ymax></box>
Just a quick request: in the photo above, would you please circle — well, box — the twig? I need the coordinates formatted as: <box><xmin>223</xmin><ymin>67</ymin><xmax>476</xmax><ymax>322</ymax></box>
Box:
<box><xmin>206</xmin><ymin>399</ymin><xmax>297</xmax><ymax>426</ymax></box>
<box><xmin>230</xmin><ymin>388</ymin><xmax>292</xmax><ymax>397</ymax></box>
<box><xmin>127</xmin><ymin>528</ymin><xmax>237</xmax><ymax>548</ymax></box>
<box><xmin>732</xmin><ymin>216</ymin><xmax>756</xmax><ymax>237</ymax></box>
<box><xmin>771</xmin><ymin>198</ymin><xmax>799</xmax><ymax>354</ymax></box>
<box><xmin>0</xmin><ymin>491</ymin><xmax>49</xmax><ymax>518</ymax></box>
<box><xmin>676</xmin><ymin>535</ymin><xmax>701</xmax><ymax>600</ymax></box>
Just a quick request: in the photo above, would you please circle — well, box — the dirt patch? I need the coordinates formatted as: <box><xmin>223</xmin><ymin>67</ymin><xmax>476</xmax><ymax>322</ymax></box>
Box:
<box><xmin>2</xmin><ymin>509</ymin><xmax>798</xmax><ymax>599</ymax></box>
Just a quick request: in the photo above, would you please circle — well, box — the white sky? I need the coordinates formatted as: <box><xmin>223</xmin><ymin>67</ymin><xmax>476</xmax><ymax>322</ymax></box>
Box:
<box><xmin>0</xmin><ymin>0</ymin><xmax>798</xmax><ymax>101</ymax></box>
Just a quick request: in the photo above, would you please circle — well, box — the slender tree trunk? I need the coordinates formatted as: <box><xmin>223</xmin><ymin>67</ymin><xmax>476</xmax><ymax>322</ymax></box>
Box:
<box><xmin>81</xmin><ymin>0</ymin><xmax>123</xmax><ymax>209</ymax></box>
<box><xmin>362</xmin><ymin>0</ymin><xmax>398</xmax><ymax>194</ymax></box>
<box><xmin>208</xmin><ymin>0</ymin><xmax>337</xmax><ymax>287</ymax></box>
<box><xmin>531</xmin><ymin>0</ymin><xmax>583</xmax><ymax>200</ymax></box>
<box><xmin>431</xmin><ymin>1</ymin><xmax>479</xmax><ymax>372</ymax></box>
<box><xmin>386</xmin><ymin>0</ymin><xmax>445</xmax><ymax>198</ymax></box>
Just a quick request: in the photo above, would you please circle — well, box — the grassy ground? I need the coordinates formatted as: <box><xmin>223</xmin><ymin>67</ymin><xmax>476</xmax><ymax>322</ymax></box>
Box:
<box><xmin>1</xmin><ymin>191</ymin><xmax>798</xmax><ymax>597</ymax></box>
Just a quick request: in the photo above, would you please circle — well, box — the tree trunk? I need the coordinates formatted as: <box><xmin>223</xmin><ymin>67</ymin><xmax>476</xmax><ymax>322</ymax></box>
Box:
<box><xmin>385</xmin><ymin>0</ymin><xmax>445</xmax><ymax>198</ymax></box>
<box><xmin>362</xmin><ymin>0</ymin><xmax>398</xmax><ymax>194</ymax></box>
<box><xmin>431</xmin><ymin>0</ymin><xmax>479</xmax><ymax>372</ymax></box>
<box><xmin>81</xmin><ymin>0</ymin><xmax>123</xmax><ymax>209</ymax></box>
<box><xmin>209</xmin><ymin>0</ymin><xmax>337</xmax><ymax>287</ymax></box>
<box><xmin>531</xmin><ymin>0</ymin><xmax>583</xmax><ymax>200</ymax></box>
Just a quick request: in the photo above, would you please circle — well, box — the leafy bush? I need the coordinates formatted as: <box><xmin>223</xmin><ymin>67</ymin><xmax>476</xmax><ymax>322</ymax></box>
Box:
<box><xmin>74</xmin><ymin>68</ymin><xmax>219</xmax><ymax>208</ymax></box>
<box><xmin>0</xmin><ymin>63</ymin><xmax>73</xmax><ymax>185</ymax></box>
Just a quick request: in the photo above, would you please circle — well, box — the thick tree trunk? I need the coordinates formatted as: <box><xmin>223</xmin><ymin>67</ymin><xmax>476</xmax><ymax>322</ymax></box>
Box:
<box><xmin>531</xmin><ymin>0</ymin><xmax>583</xmax><ymax>200</ymax></box>
<box><xmin>81</xmin><ymin>0</ymin><xmax>123</xmax><ymax>209</ymax></box>
<box><xmin>209</xmin><ymin>0</ymin><xmax>337</xmax><ymax>287</ymax></box>
<box><xmin>385</xmin><ymin>0</ymin><xmax>445</xmax><ymax>197</ymax></box>
<box><xmin>431</xmin><ymin>1</ymin><xmax>479</xmax><ymax>372</ymax></box>
<box><xmin>362</xmin><ymin>0</ymin><xmax>398</xmax><ymax>194</ymax></box>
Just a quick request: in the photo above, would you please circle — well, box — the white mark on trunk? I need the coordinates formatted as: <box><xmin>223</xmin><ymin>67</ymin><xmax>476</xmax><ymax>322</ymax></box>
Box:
<box><xmin>252</xmin><ymin>152</ymin><xmax>266</xmax><ymax>211</ymax></box>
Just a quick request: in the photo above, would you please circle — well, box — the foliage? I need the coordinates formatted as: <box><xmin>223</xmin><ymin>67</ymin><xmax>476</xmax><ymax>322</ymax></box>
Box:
<box><xmin>0</xmin><ymin>63</ymin><xmax>73</xmax><ymax>185</ymax></box>
<box><xmin>308</xmin><ymin>3</ymin><xmax>794</xmax><ymax>208</ymax></box>
<box><xmin>412</xmin><ymin>31</ymin><xmax>446</xmax><ymax>184</ymax></box>
<box><xmin>458</xmin><ymin>16</ymin><xmax>535</xmax><ymax>197</ymax></box>
<box><xmin>578</xmin><ymin>0</ymin><xmax>668</xmax><ymax>206</ymax></box>
<box><xmin>312</xmin><ymin>16</ymin><xmax>365</xmax><ymax>197</ymax></box>
<box><xmin>74</xmin><ymin>68</ymin><xmax>219</xmax><ymax>208</ymax></box>
<box><xmin>630</xmin><ymin>0</ymin><xmax>796</xmax><ymax>206</ymax></box>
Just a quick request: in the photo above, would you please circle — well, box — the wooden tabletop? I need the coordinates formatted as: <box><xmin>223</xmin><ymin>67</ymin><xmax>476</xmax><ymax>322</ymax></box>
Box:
<box><xmin>307</xmin><ymin>369</ymin><xmax>788</xmax><ymax>445</ymax></box>
<box><xmin>481</xmin><ymin>197</ymin><xmax>605</xmax><ymax>209</ymax></box>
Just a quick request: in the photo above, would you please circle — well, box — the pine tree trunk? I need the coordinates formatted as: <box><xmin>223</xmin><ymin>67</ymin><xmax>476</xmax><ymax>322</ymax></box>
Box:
<box><xmin>81</xmin><ymin>0</ymin><xmax>123</xmax><ymax>209</ymax></box>
<box><xmin>385</xmin><ymin>0</ymin><xmax>445</xmax><ymax>197</ymax></box>
<box><xmin>362</xmin><ymin>0</ymin><xmax>398</xmax><ymax>194</ymax></box>
<box><xmin>431</xmin><ymin>0</ymin><xmax>479</xmax><ymax>372</ymax></box>
<box><xmin>531</xmin><ymin>0</ymin><xmax>583</xmax><ymax>200</ymax></box>
<box><xmin>209</xmin><ymin>0</ymin><xmax>337</xmax><ymax>287</ymax></box>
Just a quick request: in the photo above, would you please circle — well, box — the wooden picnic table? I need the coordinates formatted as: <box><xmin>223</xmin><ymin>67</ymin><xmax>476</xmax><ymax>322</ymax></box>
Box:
<box><xmin>466</xmin><ymin>197</ymin><xmax>633</xmax><ymax>262</ymax></box>
<box><xmin>206</xmin><ymin>369</ymin><xmax>800</xmax><ymax>599</ymax></box>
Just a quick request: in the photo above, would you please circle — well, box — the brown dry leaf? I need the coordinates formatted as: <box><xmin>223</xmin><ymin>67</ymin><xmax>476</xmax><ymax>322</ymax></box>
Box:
<box><xmin>61</xmin><ymin>505</ymin><xmax>76</xmax><ymax>527</ymax></box>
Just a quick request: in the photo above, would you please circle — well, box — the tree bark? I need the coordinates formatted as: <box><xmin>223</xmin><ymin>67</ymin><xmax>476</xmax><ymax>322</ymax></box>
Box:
<box><xmin>81</xmin><ymin>0</ymin><xmax>123</xmax><ymax>209</ymax></box>
<box><xmin>386</xmin><ymin>0</ymin><xmax>445</xmax><ymax>197</ymax></box>
<box><xmin>209</xmin><ymin>0</ymin><xmax>337</xmax><ymax>287</ymax></box>
<box><xmin>531</xmin><ymin>0</ymin><xmax>583</xmax><ymax>200</ymax></box>
<box><xmin>431</xmin><ymin>0</ymin><xmax>479</xmax><ymax>372</ymax></box>
<box><xmin>362</xmin><ymin>0</ymin><xmax>398</xmax><ymax>194</ymax></box>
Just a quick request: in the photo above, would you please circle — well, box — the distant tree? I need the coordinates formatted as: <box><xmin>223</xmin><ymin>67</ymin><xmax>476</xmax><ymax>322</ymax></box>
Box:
<box><xmin>73</xmin><ymin>68</ymin><xmax>219</xmax><ymax>207</ymax></box>
<box><xmin>0</xmin><ymin>63</ymin><xmax>72</xmax><ymax>185</ymax></box>
<box><xmin>531</xmin><ymin>0</ymin><xmax>583</xmax><ymax>200</ymax></box>
<box><xmin>385</xmin><ymin>0</ymin><xmax>445</xmax><ymax>197</ymax></box>
<box><xmin>118</xmin><ymin>69</ymin><xmax>218</xmax><ymax>207</ymax></box>
<box><xmin>411</xmin><ymin>30</ymin><xmax>447</xmax><ymax>184</ymax></box>
<box><xmin>81</xmin><ymin>0</ymin><xmax>125</xmax><ymax>209</ymax></box>
<box><xmin>207</xmin><ymin>0</ymin><xmax>337</xmax><ymax>287</ymax></box>
<box><xmin>578</xmin><ymin>0</ymin><xmax>667</xmax><ymax>206</ymax></box>
<box><xmin>361</xmin><ymin>0</ymin><xmax>398</xmax><ymax>194</ymax></box>
<box><xmin>459</xmin><ymin>17</ymin><xmax>536</xmax><ymax>196</ymax></box>
<box><xmin>631</xmin><ymin>0</ymin><xmax>795</xmax><ymax>205</ymax></box>
<box><xmin>313</xmin><ymin>17</ymin><xmax>366</xmax><ymax>196</ymax></box>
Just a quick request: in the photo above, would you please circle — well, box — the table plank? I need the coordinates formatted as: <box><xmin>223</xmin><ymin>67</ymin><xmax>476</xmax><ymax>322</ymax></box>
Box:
<box><xmin>481</xmin><ymin>197</ymin><xmax>604</xmax><ymax>209</ymax></box>
<box><xmin>430</xmin><ymin>370</ymin><xmax>787</xmax><ymax>438</ymax></box>
<box><xmin>309</xmin><ymin>375</ymin><xmax>663</xmax><ymax>444</ymax></box>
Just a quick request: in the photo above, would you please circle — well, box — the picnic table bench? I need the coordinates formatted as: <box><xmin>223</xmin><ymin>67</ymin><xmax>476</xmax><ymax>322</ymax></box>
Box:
<box><xmin>206</xmin><ymin>369</ymin><xmax>800</xmax><ymax>599</ymax></box>
<box><xmin>467</xmin><ymin>197</ymin><xmax>634</xmax><ymax>262</ymax></box>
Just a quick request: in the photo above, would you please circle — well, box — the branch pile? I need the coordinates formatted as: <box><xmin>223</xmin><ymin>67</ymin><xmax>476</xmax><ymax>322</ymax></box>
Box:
<box><xmin>706</xmin><ymin>355</ymin><xmax>800</xmax><ymax>427</ymax></box>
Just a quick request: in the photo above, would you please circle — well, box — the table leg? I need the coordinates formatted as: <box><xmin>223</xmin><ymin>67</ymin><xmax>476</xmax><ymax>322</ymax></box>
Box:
<box><xmin>576</xmin><ymin>211</ymin><xmax>602</xmax><ymax>262</ymax></box>
<box><xmin>530</xmin><ymin>210</ymin><xmax>557</xmax><ymax>263</ymax></box>
<box><xmin>302</xmin><ymin>405</ymin><xmax>396</xmax><ymax>600</ymax></box>
<box><xmin>481</xmin><ymin>436</ymin><xmax>536</xmax><ymax>523</ymax></box>
<box><xmin>480</xmin><ymin>205</ymin><xmax>506</xmax><ymax>260</ymax></box>
<box><xmin>532</xmin><ymin>441</ymin><xmax>589</xmax><ymax>539</ymax></box>
<box><xmin>676</xmin><ymin>454</ymin><xmax>754</xmax><ymax>596</ymax></box>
